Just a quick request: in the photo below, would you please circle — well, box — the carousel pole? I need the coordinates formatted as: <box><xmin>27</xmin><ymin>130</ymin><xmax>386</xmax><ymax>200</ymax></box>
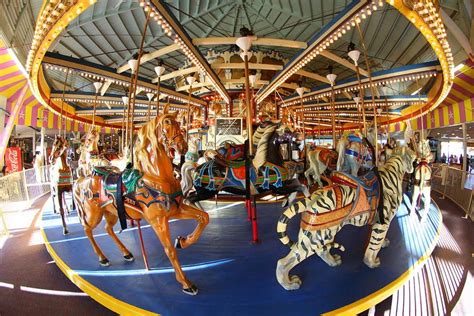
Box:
<box><xmin>185</xmin><ymin>75</ymin><xmax>196</xmax><ymax>143</ymax></box>
<box><xmin>236</xmin><ymin>27</ymin><xmax>257</xmax><ymax>243</ymax></box>
<box><xmin>146</xmin><ymin>92</ymin><xmax>154</xmax><ymax>121</ymax></box>
<box><xmin>128</xmin><ymin>9</ymin><xmax>152</xmax><ymax>159</ymax></box>
<box><xmin>356</xmin><ymin>22</ymin><xmax>378</xmax><ymax>166</ymax></box>
<box><xmin>382</xmin><ymin>84</ymin><xmax>390</xmax><ymax>144</ymax></box>
<box><xmin>348</xmin><ymin>44</ymin><xmax>366</xmax><ymax>135</ymax></box>
<box><xmin>154</xmin><ymin>60</ymin><xmax>165</xmax><ymax>118</ymax></box>
<box><xmin>59</xmin><ymin>68</ymin><xmax>70</xmax><ymax>137</ymax></box>
<box><xmin>326</xmin><ymin>69</ymin><xmax>337</xmax><ymax>148</ymax></box>
<box><xmin>296</xmin><ymin>86</ymin><xmax>306</xmax><ymax>165</ymax></box>
<box><xmin>91</xmin><ymin>81</ymin><xmax>103</xmax><ymax>131</ymax></box>
<box><xmin>120</xmin><ymin>96</ymin><xmax>129</xmax><ymax>155</ymax></box>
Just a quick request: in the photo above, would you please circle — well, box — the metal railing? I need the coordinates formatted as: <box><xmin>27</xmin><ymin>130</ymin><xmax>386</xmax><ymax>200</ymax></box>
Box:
<box><xmin>432</xmin><ymin>163</ymin><xmax>473</xmax><ymax>220</ymax></box>
<box><xmin>0</xmin><ymin>166</ymin><xmax>51</xmax><ymax>205</ymax></box>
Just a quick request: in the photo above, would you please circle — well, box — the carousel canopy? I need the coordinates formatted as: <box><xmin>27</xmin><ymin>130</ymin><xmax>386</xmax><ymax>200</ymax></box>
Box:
<box><xmin>0</xmin><ymin>0</ymin><xmax>471</xmax><ymax>131</ymax></box>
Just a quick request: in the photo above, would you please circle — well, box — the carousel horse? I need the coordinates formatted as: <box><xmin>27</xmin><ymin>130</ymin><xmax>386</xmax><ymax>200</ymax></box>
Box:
<box><xmin>276</xmin><ymin>146</ymin><xmax>416</xmax><ymax>290</ymax></box>
<box><xmin>336</xmin><ymin>131</ymin><xmax>373</xmax><ymax>176</ymax></box>
<box><xmin>189</xmin><ymin>120</ymin><xmax>310</xmax><ymax>206</ymax></box>
<box><xmin>411</xmin><ymin>139</ymin><xmax>433</xmax><ymax>221</ymax></box>
<box><xmin>304</xmin><ymin>146</ymin><xmax>338</xmax><ymax>187</ymax></box>
<box><xmin>49</xmin><ymin>135</ymin><xmax>75</xmax><ymax>235</ymax></box>
<box><xmin>180</xmin><ymin>136</ymin><xmax>201</xmax><ymax>197</ymax></box>
<box><xmin>73</xmin><ymin>112</ymin><xmax>208</xmax><ymax>295</ymax></box>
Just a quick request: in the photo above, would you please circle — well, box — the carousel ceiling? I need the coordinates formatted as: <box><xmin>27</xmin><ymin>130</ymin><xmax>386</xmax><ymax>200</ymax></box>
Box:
<box><xmin>0</xmin><ymin>0</ymin><xmax>470</xmax><ymax>130</ymax></box>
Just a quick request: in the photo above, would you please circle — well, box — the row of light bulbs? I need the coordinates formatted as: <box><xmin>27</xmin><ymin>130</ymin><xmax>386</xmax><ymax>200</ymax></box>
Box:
<box><xmin>139</xmin><ymin>0</ymin><xmax>230</xmax><ymax>104</ymax></box>
<box><xmin>283</xmin><ymin>70</ymin><xmax>437</xmax><ymax>107</ymax></box>
<box><xmin>257</xmin><ymin>0</ymin><xmax>384</xmax><ymax>103</ymax></box>
<box><xmin>43</xmin><ymin>63</ymin><xmax>203</xmax><ymax>107</ymax></box>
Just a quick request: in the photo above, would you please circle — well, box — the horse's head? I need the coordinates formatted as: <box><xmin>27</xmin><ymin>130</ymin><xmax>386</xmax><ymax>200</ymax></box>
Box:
<box><xmin>275</xmin><ymin>122</ymin><xmax>295</xmax><ymax>144</ymax></box>
<box><xmin>158</xmin><ymin>112</ymin><xmax>187</xmax><ymax>158</ymax></box>
<box><xmin>49</xmin><ymin>135</ymin><xmax>68</xmax><ymax>164</ymax></box>
<box><xmin>83</xmin><ymin>130</ymin><xmax>99</xmax><ymax>152</ymax></box>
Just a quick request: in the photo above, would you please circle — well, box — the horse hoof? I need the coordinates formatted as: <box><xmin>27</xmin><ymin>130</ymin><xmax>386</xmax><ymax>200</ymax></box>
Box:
<box><xmin>182</xmin><ymin>285</ymin><xmax>198</xmax><ymax>296</ymax></box>
<box><xmin>123</xmin><ymin>254</ymin><xmax>134</xmax><ymax>262</ymax></box>
<box><xmin>174</xmin><ymin>236</ymin><xmax>184</xmax><ymax>249</ymax></box>
<box><xmin>63</xmin><ymin>229</ymin><xmax>69</xmax><ymax>235</ymax></box>
<box><xmin>99</xmin><ymin>259</ymin><xmax>110</xmax><ymax>267</ymax></box>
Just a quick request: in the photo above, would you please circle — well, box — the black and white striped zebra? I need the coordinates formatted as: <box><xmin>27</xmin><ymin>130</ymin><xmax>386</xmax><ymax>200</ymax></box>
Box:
<box><xmin>276</xmin><ymin>147</ymin><xmax>416</xmax><ymax>290</ymax></box>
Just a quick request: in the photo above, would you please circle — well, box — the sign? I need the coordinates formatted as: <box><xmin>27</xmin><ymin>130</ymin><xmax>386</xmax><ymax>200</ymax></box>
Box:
<box><xmin>216</xmin><ymin>118</ymin><xmax>242</xmax><ymax>136</ymax></box>
<box><xmin>5</xmin><ymin>147</ymin><xmax>23</xmax><ymax>173</ymax></box>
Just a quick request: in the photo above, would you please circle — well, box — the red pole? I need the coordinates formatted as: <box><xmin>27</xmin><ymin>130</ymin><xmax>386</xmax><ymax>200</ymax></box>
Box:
<box><xmin>136</xmin><ymin>220</ymin><xmax>150</xmax><ymax>270</ymax></box>
<box><xmin>251</xmin><ymin>197</ymin><xmax>258</xmax><ymax>243</ymax></box>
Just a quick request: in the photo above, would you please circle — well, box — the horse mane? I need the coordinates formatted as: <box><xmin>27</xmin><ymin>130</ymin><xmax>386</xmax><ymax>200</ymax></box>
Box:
<box><xmin>134</xmin><ymin>114</ymin><xmax>174</xmax><ymax>175</ymax></box>
<box><xmin>252</xmin><ymin>123</ymin><xmax>278</xmax><ymax>170</ymax></box>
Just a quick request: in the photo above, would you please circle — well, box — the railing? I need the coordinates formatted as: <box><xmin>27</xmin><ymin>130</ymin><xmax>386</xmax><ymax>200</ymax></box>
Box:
<box><xmin>0</xmin><ymin>165</ymin><xmax>51</xmax><ymax>205</ymax></box>
<box><xmin>432</xmin><ymin>163</ymin><xmax>473</xmax><ymax>220</ymax></box>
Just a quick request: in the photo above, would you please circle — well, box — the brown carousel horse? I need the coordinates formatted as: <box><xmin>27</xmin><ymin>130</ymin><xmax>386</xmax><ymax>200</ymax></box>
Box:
<box><xmin>73</xmin><ymin>112</ymin><xmax>209</xmax><ymax>295</ymax></box>
<box><xmin>49</xmin><ymin>135</ymin><xmax>74</xmax><ymax>235</ymax></box>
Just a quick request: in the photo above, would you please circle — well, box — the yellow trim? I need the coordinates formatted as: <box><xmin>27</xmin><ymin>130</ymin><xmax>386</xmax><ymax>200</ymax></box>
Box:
<box><xmin>322</xmin><ymin>200</ymin><xmax>443</xmax><ymax>316</ymax></box>
<box><xmin>39</xmin><ymin>200</ymin><xmax>159</xmax><ymax>316</ymax></box>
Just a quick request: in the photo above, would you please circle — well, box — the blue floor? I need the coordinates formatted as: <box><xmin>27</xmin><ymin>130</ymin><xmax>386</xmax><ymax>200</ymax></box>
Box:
<box><xmin>41</xmin><ymin>195</ymin><xmax>441</xmax><ymax>315</ymax></box>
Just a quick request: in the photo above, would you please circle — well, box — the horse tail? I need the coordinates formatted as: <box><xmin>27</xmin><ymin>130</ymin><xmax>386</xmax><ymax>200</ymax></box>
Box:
<box><xmin>277</xmin><ymin>198</ymin><xmax>308</xmax><ymax>248</ymax></box>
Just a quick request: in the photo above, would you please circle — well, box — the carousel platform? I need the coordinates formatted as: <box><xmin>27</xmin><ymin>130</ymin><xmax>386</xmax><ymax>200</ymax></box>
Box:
<box><xmin>40</xmin><ymin>195</ymin><xmax>442</xmax><ymax>316</ymax></box>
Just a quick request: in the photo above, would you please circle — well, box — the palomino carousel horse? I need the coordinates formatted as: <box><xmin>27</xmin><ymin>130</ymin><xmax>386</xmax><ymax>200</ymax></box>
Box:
<box><xmin>336</xmin><ymin>131</ymin><xmax>373</xmax><ymax>176</ymax></box>
<box><xmin>276</xmin><ymin>146</ymin><xmax>416</xmax><ymax>290</ymax></box>
<box><xmin>189</xmin><ymin>120</ymin><xmax>309</xmax><ymax>206</ymax></box>
<box><xmin>411</xmin><ymin>139</ymin><xmax>433</xmax><ymax>221</ymax></box>
<box><xmin>49</xmin><ymin>135</ymin><xmax>75</xmax><ymax>235</ymax></box>
<box><xmin>73</xmin><ymin>112</ymin><xmax>208</xmax><ymax>295</ymax></box>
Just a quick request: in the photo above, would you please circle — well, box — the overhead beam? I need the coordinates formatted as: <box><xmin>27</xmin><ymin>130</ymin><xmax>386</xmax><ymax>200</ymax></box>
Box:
<box><xmin>296</xmin><ymin>69</ymin><xmax>329</xmax><ymax>84</ymax></box>
<box><xmin>256</xmin><ymin>0</ymin><xmax>371</xmax><ymax>103</ymax></box>
<box><xmin>148</xmin><ymin>0</ymin><xmax>231</xmax><ymax>103</ymax></box>
<box><xmin>44</xmin><ymin>52</ymin><xmax>206</xmax><ymax>106</ymax></box>
<box><xmin>117</xmin><ymin>44</ymin><xmax>180</xmax><ymax>73</ymax></box>
<box><xmin>440</xmin><ymin>9</ymin><xmax>473</xmax><ymax>59</ymax></box>
<box><xmin>320</xmin><ymin>50</ymin><xmax>369</xmax><ymax>77</ymax></box>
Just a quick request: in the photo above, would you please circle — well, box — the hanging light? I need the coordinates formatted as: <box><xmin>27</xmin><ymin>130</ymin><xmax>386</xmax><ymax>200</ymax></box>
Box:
<box><xmin>128</xmin><ymin>58</ymin><xmax>138</xmax><ymax>74</ymax></box>
<box><xmin>154</xmin><ymin>61</ymin><xmax>166</xmax><ymax>77</ymax></box>
<box><xmin>296</xmin><ymin>86</ymin><xmax>305</xmax><ymax>98</ymax></box>
<box><xmin>122</xmin><ymin>96</ymin><xmax>129</xmax><ymax>105</ymax></box>
<box><xmin>347</xmin><ymin>42</ymin><xmax>360</xmax><ymax>66</ymax></box>
<box><xmin>146</xmin><ymin>93</ymin><xmax>154</xmax><ymax>101</ymax></box>
<box><xmin>186</xmin><ymin>75</ymin><xmax>196</xmax><ymax>86</ymax></box>
<box><xmin>326</xmin><ymin>73</ymin><xmax>337</xmax><ymax>86</ymax></box>
<box><xmin>93</xmin><ymin>81</ymin><xmax>103</xmax><ymax>93</ymax></box>
<box><xmin>235</xmin><ymin>26</ymin><xmax>254</xmax><ymax>53</ymax></box>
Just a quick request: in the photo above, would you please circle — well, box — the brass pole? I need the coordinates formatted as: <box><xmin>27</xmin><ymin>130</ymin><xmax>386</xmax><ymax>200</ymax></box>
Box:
<box><xmin>330</xmin><ymin>84</ymin><xmax>336</xmax><ymax>147</ymax></box>
<box><xmin>59</xmin><ymin>68</ymin><xmax>69</xmax><ymax>137</ymax></box>
<box><xmin>156</xmin><ymin>76</ymin><xmax>161</xmax><ymax>118</ymax></box>
<box><xmin>356</xmin><ymin>22</ymin><xmax>378</xmax><ymax>165</ymax></box>
<box><xmin>91</xmin><ymin>87</ymin><xmax>99</xmax><ymax>130</ymax></box>
<box><xmin>355</xmin><ymin>65</ymin><xmax>367</xmax><ymax>135</ymax></box>
<box><xmin>186</xmin><ymin>84</ymin><xmax>193</xmax><ymax>142</ymax></box>
<box><xmin>147</xmin><ymin>98</ymin><xmax>152</xmax><ymax>121</ymax></box>
<box><xmin>129</xmin><ymin>9</ymin><xmax>152</xmax><ymax>150</ymax></box>
<box><xmin>244</xmin><ymin>54</ymin><xmax>253</xmax><ymax>155</ymax></box>
<box><xmin>300</xmin><ymin>97</ymin><xmax>306</xmax><ymax>160</ymax></box>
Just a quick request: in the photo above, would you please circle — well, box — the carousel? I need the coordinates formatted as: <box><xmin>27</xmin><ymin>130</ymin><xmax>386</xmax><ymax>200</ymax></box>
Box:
<box><xmin>24</xmin><ymin>0</ymin><xmax>456</xmax><ymax>314</ymax></box>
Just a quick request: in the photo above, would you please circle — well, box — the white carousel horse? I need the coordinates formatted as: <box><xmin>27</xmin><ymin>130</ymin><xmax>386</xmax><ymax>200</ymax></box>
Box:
<box><xmin>336</xmin><ymin>131</ymin><xmax>373</xmax><ymax>176</ymax></box>
<box><xmin>180</xmin><ymin>136</ymin><xmax>200</xmax><ymax>198</ymax></box>
<box><xmin>411</xmin><ymin>139</ymin><xmax>433</xmax><ymax>221</ymax></box>
<box><xmin>276</xmin><ymin>147</ymin><xmax>416</xmax><ymax>290</ymax></box>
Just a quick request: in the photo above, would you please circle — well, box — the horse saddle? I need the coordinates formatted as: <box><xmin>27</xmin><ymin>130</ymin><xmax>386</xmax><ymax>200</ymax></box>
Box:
<box><xmin>214</xmin><ymin>156</ymin><xmax>246</xmax><ymax>169</ymax></box>
<box><xmin>318</xmin><ymin>148</ymin><xmax>338</xmax><ymax>169</ymax></box>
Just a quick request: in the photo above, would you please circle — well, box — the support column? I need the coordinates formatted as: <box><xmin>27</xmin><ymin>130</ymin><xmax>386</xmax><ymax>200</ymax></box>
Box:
<box><xmin>462</xmin><ymin>122</ymin><xmax>467</xmax><ymax>187</ymax></box>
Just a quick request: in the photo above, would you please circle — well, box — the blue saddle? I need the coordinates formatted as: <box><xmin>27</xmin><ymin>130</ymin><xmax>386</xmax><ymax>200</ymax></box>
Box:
<box><xmin>348</xmin><ymin>134</ymin><xmax>363</xmax><ymax>143</ymax></box>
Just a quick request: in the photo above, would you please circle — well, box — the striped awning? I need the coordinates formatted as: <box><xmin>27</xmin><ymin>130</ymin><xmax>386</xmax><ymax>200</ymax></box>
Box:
<box><xmin>389</xmin><ymin>59</ymin><xmax>474</xmax><ymax>133</ymax></box>
<box><xmin>0</xmin><ymin>45</ymin><xmax>113</xmax><ymax>133</ymax></box>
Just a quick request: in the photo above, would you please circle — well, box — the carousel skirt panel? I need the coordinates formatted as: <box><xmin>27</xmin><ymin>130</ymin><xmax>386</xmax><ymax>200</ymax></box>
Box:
<box><xmin>41</xmin><ymin>196</ymin><xmax>442</xmax><ymax>315</ymax></box>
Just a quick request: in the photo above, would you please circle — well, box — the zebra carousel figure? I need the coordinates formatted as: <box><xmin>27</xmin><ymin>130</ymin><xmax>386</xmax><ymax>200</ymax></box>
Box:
<box><xmin>276</xmin><ymin>146</ymin><xmax>416</xmax><ymax>290</ymax></box>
